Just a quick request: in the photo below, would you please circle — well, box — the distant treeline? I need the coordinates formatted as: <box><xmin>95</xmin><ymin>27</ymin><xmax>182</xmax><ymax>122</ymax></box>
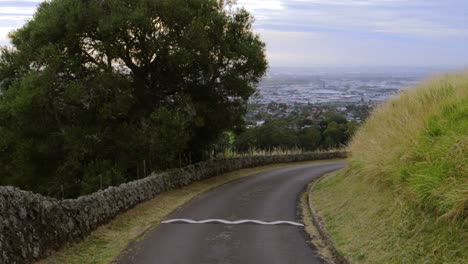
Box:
<box><xmin>233</xmin><ymin>114</ymin><xmax>360</xmax><ymax>152</ymax></box>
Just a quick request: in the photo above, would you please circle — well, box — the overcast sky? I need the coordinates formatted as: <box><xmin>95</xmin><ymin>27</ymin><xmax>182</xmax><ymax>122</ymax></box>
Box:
<box><xmin>1</xmin><ymin>0</ymin><xmax>468</xmax><ymax>68</ymax></box>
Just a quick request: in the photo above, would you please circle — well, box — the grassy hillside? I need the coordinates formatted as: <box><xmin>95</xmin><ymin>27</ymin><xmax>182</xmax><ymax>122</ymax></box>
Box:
<box><xmin>311</xmin><ymin>72</ymin><xmax>467</xmax><ymax>263</ymax></box>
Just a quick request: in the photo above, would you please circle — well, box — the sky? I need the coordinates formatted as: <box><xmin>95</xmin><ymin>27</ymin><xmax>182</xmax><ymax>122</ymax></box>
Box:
<box><xmin>1</xmin><ymin>0</ymin><xmax>468</xmax><ymax>68</ymax></box>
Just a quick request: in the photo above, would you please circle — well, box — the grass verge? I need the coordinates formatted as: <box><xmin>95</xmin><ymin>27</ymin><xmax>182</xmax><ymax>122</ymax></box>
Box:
<box><xmin>38</xmin><ymin>159</ymin><xmax>341</xmax><ymax>264</ymax></box>
<box><xmin>311</xmin><ymin>170</ymin><xmax>467</xmax><ymax>263</ymax></box>
<box><xmin>301</xmin><ymin>184</ymin><xmax>335</xmax><ymax>263</ymax></box>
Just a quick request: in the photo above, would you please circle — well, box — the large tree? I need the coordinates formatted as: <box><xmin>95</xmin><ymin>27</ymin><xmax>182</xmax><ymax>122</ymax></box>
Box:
<box><xmin>0</xmin><ymin>0</ymin><xmax>267</xmax><ymax>197</ymax></box>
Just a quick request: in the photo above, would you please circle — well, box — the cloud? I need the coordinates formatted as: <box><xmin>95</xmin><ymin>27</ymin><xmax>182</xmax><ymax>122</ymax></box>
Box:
<box><xmin>240</xmin><ymin>0</ymin><xmax>468</xmax><ymax>38</ymax></box>
<box><xmin>286</xmin><ymin>0</ymin><xmax>422</xmax><ymax>7</ymax></box>
<box><xmin>0</xmin><ymin>0</ymin><xmax>41</xmax><ymax>46</ymax></box>
<box><xmin>256</xmin><ymin>30</ymin><xmax>341</xmax><ymax>66</ymax></box>
<box><xmin>0</xmin><ymin>0</ymin><xmax>467</xmax><ymax>67</ymax></box>
<box><xmin>237</xmin><ymin>0</ymin><xmax>284</xmax><ymax>11</ymax></box>
<box><xmin>0</xmin><ymin>6</ymin><xmax>37</xmax><ymax>14</ymax></box>
<box><xmin>0</xmin><ymin>26</ymin><xmax>15</xmax><ymax>45</ymax></box>
<box><xmin>256</xmin><ymin>28</ymin><xmax>468</xmax><ymax>67</ymax></box>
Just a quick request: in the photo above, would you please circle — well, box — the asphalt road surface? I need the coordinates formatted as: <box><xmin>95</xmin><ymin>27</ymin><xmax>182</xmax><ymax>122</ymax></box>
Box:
<box><xmin>116</xmin><ymin>161</ymin><xmax>346</xmax><ymax>264</ymax></box>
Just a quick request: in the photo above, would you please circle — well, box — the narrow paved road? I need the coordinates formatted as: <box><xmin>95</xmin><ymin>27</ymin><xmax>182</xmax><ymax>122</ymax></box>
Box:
<box><xmin>116</xmin><ymin>161</ymin><xmax>345</xmax><ymax>264</ymax></box>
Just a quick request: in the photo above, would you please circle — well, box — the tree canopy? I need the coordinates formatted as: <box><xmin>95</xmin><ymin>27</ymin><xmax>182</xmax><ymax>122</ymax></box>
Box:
<box><xmin>234</xmin><ymin>115</ymin><xmax>359</xmax><ymax>153</ymax></box>
<box><xmin>0</xmin><ymin>0</ymin><xmax>267</xmax><ymax>197</ymax></box>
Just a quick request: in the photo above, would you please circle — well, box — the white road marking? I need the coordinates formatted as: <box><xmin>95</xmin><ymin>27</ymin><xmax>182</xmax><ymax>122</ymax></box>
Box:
<box><xmin>162</xmin><ymin>219</ymin><xmax>304</xmax><ymax>227</ymax></box>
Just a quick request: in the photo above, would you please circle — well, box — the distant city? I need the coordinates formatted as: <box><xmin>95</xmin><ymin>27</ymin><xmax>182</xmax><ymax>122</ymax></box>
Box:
<box><xmin>257</xmin><ymin>74</ymin><xmax>418</xmax><ymax>105</ymax></box>
<box><xmin>254</xmin><ymin>66</ymin><xmax>451</xmax><ymax>105</ymax></box>
<box><xmin>246</xmin><ymin>67</ymin><xmax>457</xmax><ymax>125</ymax></box>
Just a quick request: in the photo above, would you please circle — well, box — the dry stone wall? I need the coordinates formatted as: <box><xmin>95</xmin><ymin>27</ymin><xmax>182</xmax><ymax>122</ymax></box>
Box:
<box><xmin>0</xmin><ymin>152</ymin><xmax>346</xmax><ymax>264</ymax></box>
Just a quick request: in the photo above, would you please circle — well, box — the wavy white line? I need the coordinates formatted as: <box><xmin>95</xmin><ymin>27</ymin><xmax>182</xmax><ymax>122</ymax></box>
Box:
<box><xmin>162</xmin><ymin>219</ymin><xmax>304</xmax><ymax>227</ymax></box>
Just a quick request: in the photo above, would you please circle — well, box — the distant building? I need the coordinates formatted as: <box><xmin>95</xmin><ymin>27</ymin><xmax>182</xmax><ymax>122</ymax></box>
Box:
<box><xmin>337</xmin><ymin>106</ymin><xmax>347</xmax><ymax>112</ymax></box>
<box><xmin>256</xmin><ymin>120</ymin><xmax>265</xmax><ymax>126</ymax></box>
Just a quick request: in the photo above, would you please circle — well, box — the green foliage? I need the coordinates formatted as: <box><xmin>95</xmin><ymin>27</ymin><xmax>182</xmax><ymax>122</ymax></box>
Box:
<box><xmin>325</xmin><ymin>114</ymin><xmax>348</xmax><ymax>125</ymax></box>
<box><xmin>81</xmin><ymin>160</ymin><xmax>125</xmax><ymax>195</ymax></box>
<box><xmin>257</xmin><ymin>119</ymin><xmax>298</xmax><ymax>149</ymax></box>
<box><xmin>140</xmin><ymin>107</ymin><xmax>191</xmax><ymax>169</ymax></box>
<box><xmin>298</xmin><ymin>127</ymin><xmax>322</xmax><ymax>151</ymax></box>
<box><xmin>0</xmin><ymin>0</ymin><xmax>267</xmax><ymax>197</ymax></box>
<box><xmin>322</xmin><ymin>119</ymin><xmax>358</xmax><ymax>148</ymax></box>
<box><xmin>234</xmin><ymin>115</ymin><xmax>358</xmax><ymax>152</ymax></box>
<box><xmin>235</xmin><ymin>119</ymin><xmax>298</xmax><ymax>152</ymax></box>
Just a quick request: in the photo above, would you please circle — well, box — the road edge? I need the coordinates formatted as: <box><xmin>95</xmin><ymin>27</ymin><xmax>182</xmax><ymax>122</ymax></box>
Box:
<box><xmin>303</xmin><ymin>172</ymin><xmax>350</xmax><ymax>264</ymax></box>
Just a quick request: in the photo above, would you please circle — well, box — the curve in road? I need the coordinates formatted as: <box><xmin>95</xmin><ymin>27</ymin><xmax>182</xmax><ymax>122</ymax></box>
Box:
<box><xmin>116</xmin><ymin>161</ymin><xmax>345</xmax><ymax>264</ymax></box>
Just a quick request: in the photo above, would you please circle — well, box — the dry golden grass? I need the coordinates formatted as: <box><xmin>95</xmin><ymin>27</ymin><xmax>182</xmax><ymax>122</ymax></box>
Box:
<box><xmin>351</xmin><ymin>72</ymin><xmax>467</xmax><ymax>173</ymax></box>
<box><xmin>349</xmin><ymin>72</ymin><xmax>468</xmax><ymax>220</ymax></box>
<box><xmin>213</xmin><ymin>147</ymin><xmax>344</xmax><ymax>159</ymax></box>
<box><xmin>213</xmin><ymin>147</ymin><xmax>305</xmax><ymax>159</ymax></box>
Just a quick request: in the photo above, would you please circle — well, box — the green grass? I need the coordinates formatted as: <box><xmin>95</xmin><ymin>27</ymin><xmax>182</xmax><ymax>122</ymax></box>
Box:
<box><xmin>312</xmin><ymin>170</ymin><xmax>467</xmax><ymax>264</ymax></box>
<box><xmin>38</xmin><ymin>160</ymin><xmax>341</xmax><ymax>264</ymax></box>
<box><xmin>350</xmin><ymin>72</ymin><xmax>467</xmax><ymax>222</ymax></box>
<box><xmin>300</xmin><ymin>187</ymin><xmax>335</xmax><ymax>263</ymax></box>
<box><xmin>311</xmin><ymin>72</ymin><xmax>468</xmax><ymax>263</ymax></box>
<box><xmin>401</xmin><ymin>100</ymin><xmax>467</xmax><ymax>220</ymax></box>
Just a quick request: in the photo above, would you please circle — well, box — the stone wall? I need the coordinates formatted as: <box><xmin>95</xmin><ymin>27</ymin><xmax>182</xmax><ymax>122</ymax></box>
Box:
<box><xmin>0</xmin><ymin>152</ymin><xmax>346</xmax><ymax>264</ymax></box>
